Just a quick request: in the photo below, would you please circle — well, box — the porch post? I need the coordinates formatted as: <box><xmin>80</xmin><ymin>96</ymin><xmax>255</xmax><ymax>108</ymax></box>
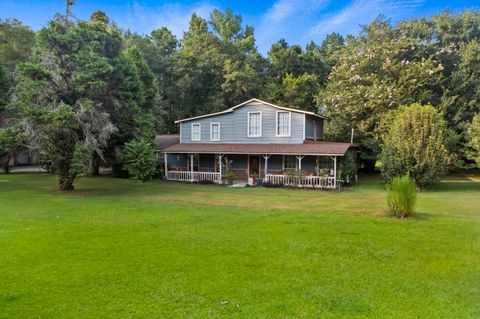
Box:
<box><xmin>217</xmin><ymin>154</ymin><xmax>224</xmax><ymax>184</ymax></box>
<box><xmin>189</xmin><ymin>153</ymin><xmax>194</xmax><ymax>181</ymax></box>
<box><xmin>296</xmin><ymin>155</ymin><xmax>305</xmax><ymax>171</ymax></box>
<box><xmin>262</xmin><ymin>154</ymin><xmax>271</xmax><ymax>177</ymax></box>
<box><xmin>333</xmin><ymin>156</ymin><xmax>337</xmax><ymax>189</ymax></box>
<box><xmin>164</xmin><ymin>153</ymin><xmax>168</xmax><ymax>180</ymax></box>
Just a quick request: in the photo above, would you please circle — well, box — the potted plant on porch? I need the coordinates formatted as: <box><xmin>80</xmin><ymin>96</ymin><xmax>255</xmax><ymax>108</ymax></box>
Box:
<box><xmin>226</xmin><ymin>170</ymin><xmax>236</xmax><ymax>185</ymax></box>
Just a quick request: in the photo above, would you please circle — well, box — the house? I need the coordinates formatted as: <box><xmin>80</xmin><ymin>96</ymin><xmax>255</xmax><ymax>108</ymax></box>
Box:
<box><xmin>155</xmin><ymin>98</ymin><xmax>356</xmax><ymax>189</ymax></box>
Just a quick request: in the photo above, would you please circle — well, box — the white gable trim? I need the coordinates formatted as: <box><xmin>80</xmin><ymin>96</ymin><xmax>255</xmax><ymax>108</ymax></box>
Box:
<box><xmin>175</xmin><ymin>98</ymin><xmax>325</xmax><ymax>123</ymax></box>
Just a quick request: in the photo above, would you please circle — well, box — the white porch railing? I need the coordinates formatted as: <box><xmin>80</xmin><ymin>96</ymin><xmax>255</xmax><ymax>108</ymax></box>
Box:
<box><xmin>166</xmin><ymin>171</ymin><xmax>222</xmax><ymax>183</ymax></box>
<box><xmin>265</xmin><ymin>174</ymin><xmax>337</xmax><ymax>189</ymax></box>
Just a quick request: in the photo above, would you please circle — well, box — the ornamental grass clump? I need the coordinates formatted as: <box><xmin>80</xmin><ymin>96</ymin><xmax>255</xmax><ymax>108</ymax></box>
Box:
<box><xmin>387</xmin><ymin>174</ymin><xmax>417</xmax><ymax>218</ymax></box>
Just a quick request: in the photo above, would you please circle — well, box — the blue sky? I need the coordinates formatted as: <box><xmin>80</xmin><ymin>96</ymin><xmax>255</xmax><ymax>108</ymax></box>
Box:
<box><xmin>1</xmin><ymin>0</ymin><xmax>478</xmax><ymax>53</ymax></box>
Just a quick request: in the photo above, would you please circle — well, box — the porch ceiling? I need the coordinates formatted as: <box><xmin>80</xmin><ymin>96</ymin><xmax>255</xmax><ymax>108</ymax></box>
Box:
<box><xmin>160</xmin><ymin>141</ymin><xmax>354</xmax><ymax>156</ymax></box>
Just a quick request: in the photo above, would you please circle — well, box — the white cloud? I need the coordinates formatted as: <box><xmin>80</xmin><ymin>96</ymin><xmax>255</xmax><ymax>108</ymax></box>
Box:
<box><xmin>309</xmin><ymin>0</ymin><xmax>426</xmax><ymax>39</ymax></box>
<box><xmin>120</xmin><ymin>1</ymin><xmax>217</xmax><ymax>37</ymax></box>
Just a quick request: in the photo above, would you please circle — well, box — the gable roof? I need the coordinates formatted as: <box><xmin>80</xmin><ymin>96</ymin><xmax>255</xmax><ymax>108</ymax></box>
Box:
<box><xmin>174</xmin><ymin>98</ymin><xmax>325</xmax><ymax>124</ymax></box>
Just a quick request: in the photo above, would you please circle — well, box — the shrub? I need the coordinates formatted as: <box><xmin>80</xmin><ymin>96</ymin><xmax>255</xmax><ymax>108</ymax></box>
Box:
<box><xmin>120</xmin><ymin>139</ymin><xmax>157</xmax><ymax>182</ymax></box>
<box><xmin>69</xmin><ymin>142</ymin><xmax>93</xmax><ymax>177</ymax></box>
<box><xmin>262</xmin><ymin>181</ymin><xmax>284</xmax><ymax>188</ymax></box>
<box><xmin>380</xmin><ymin>103</ymin><xmax>448</xmax><ymax>188</ymax></box>
<box><xmin>197</xmin><ymin>179</ymin><xmax>215</xmax><ymax>185</ymax></box>
<box><xmin>466</xmin><ymin>114</ymin><xmax>480</xmax><ymax>168</ymax></box>
<box><xmin>226</xmin><ymin>170</ymin><xmax>236</xmax><ymax>185</ymax></box>
<box><xmin>387</xmin><ymin>174</ymin><xmax>417</xmax><ymax>218</ymax></box>
<box><xmin>339</xmin><ymin>151</ymin><xmax>356</xmax><ymax>185</ymax></box>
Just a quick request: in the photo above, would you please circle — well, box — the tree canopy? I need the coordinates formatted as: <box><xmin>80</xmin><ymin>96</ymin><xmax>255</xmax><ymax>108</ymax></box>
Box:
<box><xmin>1</xmin><ymin>4</ymin><xmax>479</xmax><ymax>188</ymax></box>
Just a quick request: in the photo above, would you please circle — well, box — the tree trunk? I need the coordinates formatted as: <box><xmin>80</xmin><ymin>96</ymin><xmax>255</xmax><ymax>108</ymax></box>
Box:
<box><xmin>90</xmin><ymin>153</ymin><xmax>101</xmax><ymax>176</ymax></box>
<box><xmin>3</xmin><ymin>156</ymin><xmax>10</xmax><ymax>174</ymax></box>
<box><xmin>58</xmin><ymin>163</ymin><xmax>75</xmax><ymax>191</ymax></box>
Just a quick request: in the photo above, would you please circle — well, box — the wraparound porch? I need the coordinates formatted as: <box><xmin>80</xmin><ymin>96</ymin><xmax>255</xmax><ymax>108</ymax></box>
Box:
<box><xmin>159</xmin><ymin>153</ymin><xmax>341</xmax><ymax>189</ymax></box>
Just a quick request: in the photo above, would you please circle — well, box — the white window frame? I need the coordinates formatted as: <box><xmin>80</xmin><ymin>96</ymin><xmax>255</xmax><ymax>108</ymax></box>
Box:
<box><xmin>276</xmin><ymin>111</ymin><xmax>291</xmax><ymax>137</ymax></box>
<box><xmin>247</xmin><ymin>111</ymin><xmax>262</xmax><ymax>138</ymax></box>
<box><xmin>191</xmin><ymin>123</ymin><xmax>201</xmax><ymax>141</ymax></box>
<box><xmin>210</xmin><ymin>122</ymin><xmax>220</xmax><ymax>141</ymax></box>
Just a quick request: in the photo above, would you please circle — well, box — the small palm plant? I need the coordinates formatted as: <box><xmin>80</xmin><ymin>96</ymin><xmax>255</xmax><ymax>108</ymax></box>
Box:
<box><xmin>387</xmin><ymin>174</ymin><xmax>417</xmax><ymax>218</ymax></box>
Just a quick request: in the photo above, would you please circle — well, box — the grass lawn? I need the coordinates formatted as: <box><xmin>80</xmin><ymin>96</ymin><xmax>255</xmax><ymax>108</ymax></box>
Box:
<box><xmin>0</xmin><ymin>173</ymin><xmax>479</xmax><ymax>318</ymax></box>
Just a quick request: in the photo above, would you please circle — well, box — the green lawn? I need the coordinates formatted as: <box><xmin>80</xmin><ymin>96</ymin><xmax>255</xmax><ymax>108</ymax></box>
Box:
<box><xmin>0</xmin><ymin>173</ymin><xmax>479</xmax><ymax>318</ymax></box>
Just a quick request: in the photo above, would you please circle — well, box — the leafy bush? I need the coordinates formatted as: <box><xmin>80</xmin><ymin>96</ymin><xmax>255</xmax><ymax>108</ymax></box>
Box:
<box><xmin>262</xmin><ymin>181</ymin><xmax>284</xmax><ymax>188</ymax></box>
<box><xmin>466</xmin><ymin>114</ymin><xmax>480</xmax><ymax>168</ymax></box>
<box><xmin>197</xmin><ymin>179</ymin><xmax>215</xmax><ymax>185</ymax></box>
<box><xmin>381</xmin><ymin>103</ymin><xmax>448</xmax><ymax>188</ymax></box>
<box><xmin>387</xmin><ymin>174</ymin><xmax>417</xmax><ymax>218</ymax></box>
<box><xmin>120</xmin><ymin>140</ymin><xmax>157</xmax><ymax>182</ymax></box>
<box><xmin>339</xmin><ymin>151</ymin><xmax>356</xmax><ymax>185</ymax></box>
<box><xmin>226</xmin><ymin>170</ymin><xmax>236</xmax><ymax>184</ymax></box>
<box><xmin>69</xmin><ymin>142</ymin><xmax>93</xmax><ymax>177</ymax></box>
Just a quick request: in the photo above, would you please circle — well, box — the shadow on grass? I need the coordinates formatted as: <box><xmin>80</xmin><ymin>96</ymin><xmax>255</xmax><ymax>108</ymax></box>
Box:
<box><xmin>425</xmin><ymin>181</ymin><xmax>480</xmax><ymax>193</ymax></box>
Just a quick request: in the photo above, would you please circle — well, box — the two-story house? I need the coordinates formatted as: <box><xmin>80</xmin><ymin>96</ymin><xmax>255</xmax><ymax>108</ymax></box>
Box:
<box><xmin>155</xmin><ymin>98</ymin><xmax>356</xmax><ymax>189</ymax></box>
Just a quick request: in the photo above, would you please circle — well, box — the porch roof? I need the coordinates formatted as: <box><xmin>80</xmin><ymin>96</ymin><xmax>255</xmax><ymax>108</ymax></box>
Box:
<box><xmin>154</xmin><ymin>134</ymin><xmax>180</xmax><ymax>149</ymax></box>
<box><xmin>159</xmin><ymin>140</ymin><xmax>354</xmax><ymax>156</ymax></box>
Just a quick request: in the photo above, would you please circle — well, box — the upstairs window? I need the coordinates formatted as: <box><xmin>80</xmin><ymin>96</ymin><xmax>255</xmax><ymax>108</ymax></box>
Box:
<box><xmin>248</xmin><ymin>112</ymin><xmax>262</xmax><ymax>137</ymax></box>
<box><xmin>191</xmin><ymin>123</ymin><xmax>201</xmax><ymax>141</ymax></box>
<box><xmin>276</xmin><ymin>111</ymin><xmax>291</xmax><ymax>136</ymax></box>
<box><xmin>210</xmin><ymin>123</ymin><xmax>220</xmax><ymax>141</ymax></box>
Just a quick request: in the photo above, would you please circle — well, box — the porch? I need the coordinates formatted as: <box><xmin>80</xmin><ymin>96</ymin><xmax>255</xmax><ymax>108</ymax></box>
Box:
<box><xmin>160</xmin><ymin>153</ymin><xmax>341</xmax><ymax>189</ymax></box>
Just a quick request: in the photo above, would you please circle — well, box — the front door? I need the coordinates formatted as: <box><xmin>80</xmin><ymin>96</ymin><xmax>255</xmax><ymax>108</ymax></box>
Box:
<box><xmin>249</xmin><ymin>155</ymin><xmax>260</xmax><ymax>177</ymax></box>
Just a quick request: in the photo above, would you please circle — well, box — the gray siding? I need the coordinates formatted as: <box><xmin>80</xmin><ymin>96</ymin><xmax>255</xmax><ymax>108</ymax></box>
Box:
<box><xmin>305</xmin><ymin>115</ymin><xmax>324</xmax><ymax>140</ymax></box>
<box><xmin>180</xmin><ymin>102</ymin><xmax>305</xmax><ymax>144</ymax></box>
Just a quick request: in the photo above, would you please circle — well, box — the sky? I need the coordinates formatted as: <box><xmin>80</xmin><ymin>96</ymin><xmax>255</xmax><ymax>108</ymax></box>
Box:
<box><xmin>1</xmin><ymin>0</ymin><xmax>478</xmax><ymax>54</ymax></box>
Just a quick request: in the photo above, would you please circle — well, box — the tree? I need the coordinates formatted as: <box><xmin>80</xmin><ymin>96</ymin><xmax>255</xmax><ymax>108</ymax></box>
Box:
<box><xmin>0</xmin><ymin>19</ymin><xmax>35</xmax><ymax>73</ymax></box>
<box><xmin>120</xmin><ymin>140</ymin><xmax>157</xmax><ymax>181</ymax></box>
<box><xmin>318</xmin><ymin>17</ymin><xmax>443</xmax><ymax>154</ymax></box>
<box><xmin>0</xmin><ymin>123</ymin><xmax>25</xmax><ymax>173</ymax></box>
<box><xmin>264</xmin><ymin>40</ymin><xmax>327</xmax><ymax>111</ymax></box>
<box><xmin>12</xmin><ymin>16</ymin><xmax>141</xmax><ymax>190</ymax></box>
<box><xmin>320</xmin><ymin>32</ymin><xmax>345</xmax><ymax>72</ymax></box>
<box><xmin>380</xmin><ymin>104</ymin><xmax>448</xmax><ymax>187</ymax></box>
<box><xmin>466</xmin><ymin>114</ymin><xmax>480</xmax><ymax>168</ymax></box>
<box><xmin>430</xmin><ymin>10</ymin><xmax>480</xmax><ymax>165</ymax></box>
<box><xmin>0</xmin><ymin>63</ymin><xmax>9</xmax><ymax>114</ymax></box>
<box><xmin>282</xmin><ymin>73</ymin><xmax>319</xmax><ymax>112</ymax></box>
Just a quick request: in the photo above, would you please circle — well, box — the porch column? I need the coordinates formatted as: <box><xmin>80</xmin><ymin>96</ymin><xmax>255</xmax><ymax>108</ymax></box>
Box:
<box><xmin>217</xmin><ymin>154</ymin><xmax>224</xmax><ymax>184</ymax></box>
<box><xmin>296</xmin><ymin>155</ymin><xmax>305</xmax><ymax>171</ymax></box>
<box><xmin>164</xmin><ymin>153</ymin><xmax>168</xmax><ymax>180</ymax></box>
<box><xmin>262</xmin><ymin>154</ymin><xmax>271</xmax><ymax>177</ymax></box>
<box><xmin>189</xmin><ymin>153</ymin><xmax>194</xmax><ymax>181</ymax></box>
<box><xmin>333</xmin><ymin>156</ymin><xmax>337</xmax><ymax>189</ymax></box>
